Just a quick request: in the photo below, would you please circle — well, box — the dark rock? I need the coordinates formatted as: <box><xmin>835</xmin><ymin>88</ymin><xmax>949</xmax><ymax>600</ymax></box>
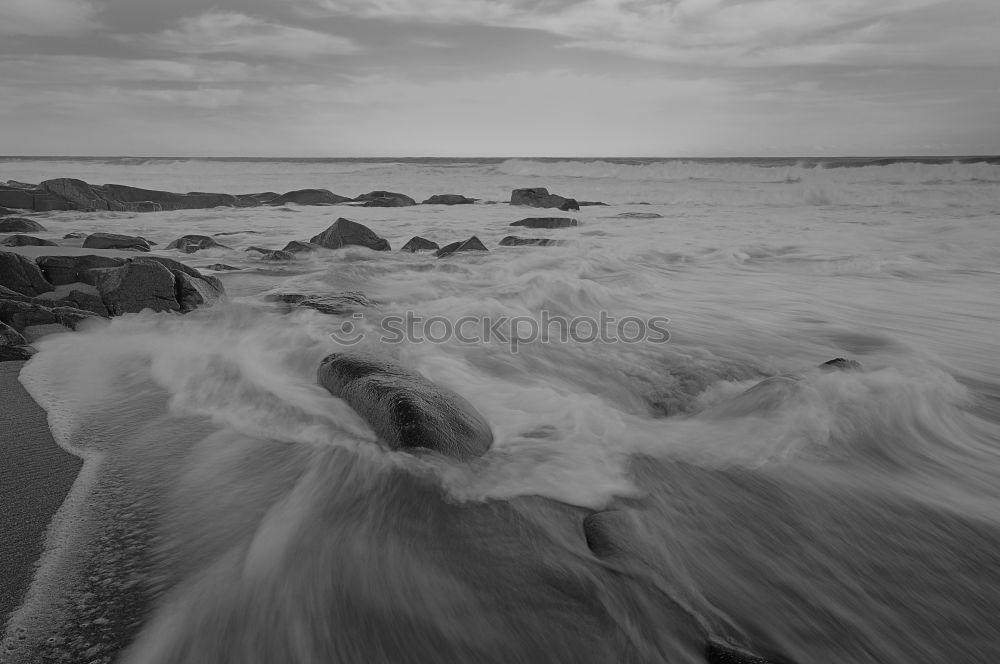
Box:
<box><xmin>33</xmin><ymin>287</ymin><xmax>108</xmax><ymax>317</ymax></box>
<box><xmin>577</xmin><ymin>201</ymin><xmax>608</xmax><ymax>206</ymax></box>
<box><xmin>36</xmin><ymin>255</ymin><xmax>125</xmax><ymax>286</ymax></box>
<box><xmin>282</xmin><ymin>240</ymin><xmax>326</xmax><ymax>254</ymax></box>
<box><xmin>355</xmin><ymin>191</ymin><xmax>417</xmax><ymax>207</ymax></box>
<box><xmin>820</xmin><ymin>357</ymin><xmax>863</xmax><ymax>371</ymax></box>
<box><xmin>0</xmin><ymin>321</ymin><xmax>27</xmax><ymax>346</ymax></box>
<box><xmin>317</xmin><ymin>352</ymin><xmax>494</xmax><ymax>460</ymax></box>
<box><xmin>705</xmin><ymin>640</ymin><xmax>786</xmax><ymax>664</ymax></box>
<box><xmin>582</xmin><ymin>511</ymin><xmax>640</xmax><ymax>559</ymax></box>
<box><xmin>39</xmin><ymin>178</ymin><xmax>111</xmax><ymax>211</ymax></box>
<box><xmin>0</xmin><ymin>217</ymin><xmax>46</xmax><ymax>233</ymax></box>
<box><xmin>0</xmin><ymin>206</ymin><xmax>18</xmax><ymax>216</ymax></box>
<box><xmin>174</xmin><ymin>271</ymin><xmax>224</xmax><ymax>311</ymax></box>
<box><xmin>166</xmin><ymin>235</ymin><xmax>230</xmax><ymax>254</ymax></box>
<box><xmin>206</xmin><ymin>264</ymin><xmax>239</xmax><ymax>271</ymax></box>
<box><xmin>0</xmin><ymin>285</ymin><xmax>30</xmax><ymax>301</ymax></box>
<box><xmin>50</xmin><ymin>306</ymin><xmax>102</xmax><ymax>329</ymax></box>
<box><xmin>0</xmin><ymin>187</ymin><xmax>38</xmax><ymax>210</ymax></box>
<box><xmin>267</xmin><ymin>189</ymin><xmax>352</xmax><ymax>206</ymax></box>
<box><xmin>266</xmin><ymin>291</ymin><xmax>372</xmax><ymax>315</ymax></box>
<box><xmin>82</xmin><ymin>233</ymin><xmax>151</xmax><ymax>252</ymax></box>
<box><xmin>499</xmin><ymin>236</ymin><xmax>558</xmax><ymax>247</ymax></box>
<box><xmin>309</xmin><ymin>218</ymin><xmax>390</xmax><ymax>251</ymax></box>
<box><xmin>213</xmin><ymin>230</ymin><xmax>263</xmax><ymax>237</ymax></box>
<box><xmin>1</xmin><ymin>235</ymin><xmax>58</xmax><ymax>247</ymax></box>
<box><xmin>0</xmin><ymin>299</ymin><xmax>58</xmax><ymax>329</ymax></box>
<box><xmin>614</xmin><ymin>212</ymin><xmax>664</xmax><ymax>219</ymax></box>
<box><xmin>238</xmin><ymin>192</ymin><xmax>280</xmax><ymax>205</ymax></box>
<box><xmin>246</xmin><ymin>247</ymin><xmax>296</xmax><ymax>261</ymax></box>
<box><xmin>400</xmin><ymin>236</ymin><xmax>440</xmax><ymax>252</ymax></box>
<box><xmin>435</xmin><ymin>236</ymin><xmax>488</xmax><ymax>258</ymax></box>
<box><xmin>510</xmin><ymin>187</ymin><xmax>579</xmax><ymax>211</ymax></box>
<box><xmin>91</xmin><ymin>261</ymin><xmax>180</xmax><ymax>315</ymax></box>
<box><xmin>100</xmin><ymin>184</ymin><xmax>238</xmax><ymax>211</ymax></box>
<box><xmin>63</xmin><ymin>232</ymin><xmax>88</xmax><ymax>239</ymax></box>
<box><xmin>0</xmin><ymin>345</ymin><xmax>34</xmax><ymax>361</ymax></box>
<box><xmin>0</xmin><ymin>251</ymin><xmax>54</xmax><ymax>296</ymax></box>
<box><xmin>510</xmin><ymin>217</ymin><xmax>578</xmax><ymax>229</ymax></box>
<box><xmin>421</xmin><ymin>194</ymin><xmax>477</xmax><ymax>205</ymax></box>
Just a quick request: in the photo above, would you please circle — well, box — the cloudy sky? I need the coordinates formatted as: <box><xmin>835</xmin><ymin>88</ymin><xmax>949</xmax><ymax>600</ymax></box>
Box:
<box><xmin>1</xmin><ymin>0</ymin><xmax>997</xmax><ymax>156</ymax></box>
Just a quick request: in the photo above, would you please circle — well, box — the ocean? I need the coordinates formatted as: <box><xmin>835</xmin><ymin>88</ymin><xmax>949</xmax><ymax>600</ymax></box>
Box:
<box><xmin>2</xmin><ymin>156</ymin><xmax>1000</xmax><ymax>663</ymax></box>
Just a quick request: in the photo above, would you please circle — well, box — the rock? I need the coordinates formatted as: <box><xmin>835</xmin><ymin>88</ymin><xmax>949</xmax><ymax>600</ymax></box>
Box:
<box><xmin>577</xmin><ymin>201</ymin><xmax>608</xmax><ymax>207</ymax></box>
<box><xmin>130</xmin><ymin>256</ymin><xmax>223</xmax><ymax>298</ymax></box>
<box><xmin>267</xmin><ymin>189</ymin><xmax>352</xmax><ymax>206</ymax></box>
<box><xmin>435</xmin><ymin>236</ymin><xmax>488</xmax><ymax>258</ymax></box>
<box><xmin>0</xmin><ymin>321</ymin><xmax>27</xmax><ymax>346</ymax></box>
<box><xmin>100</xmin><ymin>184</ymin><xmax>238</xmax><ymax>211</ymax></box>
<box><xmin>39</xmin><ymin>178</ymin><xmax>111</xmax><ymax>211</ymax></box>
<box><xmin>0</xmin><ymin>285</ymin><xmax>30</xmax><ymax>301</ymax></box>
<box><xmin>0</xmin><ymin>186</ymin><xmax>39</xmax><ymax>210</ymax></box>
<box><xmin>355</xmin><ymin>191</ymin><xmax>417</xmax><ymax>207</ymax></box>
<box><xmin>317</xmin><ymin>353</ymin><xmax>493</xmax><ymax>460</ymax></box>
<box><xmin>0</xmin><ymin>299</ymin><xmax>58</xmax><ymax>329</ymax></box>
<box><xmin>309</xmin><ymin>218</ymin><xmax>391</xmax><ymax>251</ymax></box>
<box><xmin>614</xmin><ymin>212</ymin><xmax>664</xmax><ymax>219</ymax></box>
<box><xmin>421</xmin><ymin>194</ymin><xmax>477</xmax><ymax>205</ymax></box>
<box><xmin>33</xmin><ymin>286</ymin><xmax>108</xmax><ymax>317</ymax></box>
<box><xmin>499</xmin><ymin>236</ymin><xmax>558</xmax><ymax>247</ymax></box>
<box><xmin>50</xmin><ymin>306</ymin><xmax>102</xmax><ymax>329</ymax></box>
<box><xmin>705</xmin><ymin>640</ymin><xmax>785</xmax><ymax>664</ymax></box>
<box><xmin>82</xmin><ymin>233</ymin><xmax>151</xmax><ymax>252</ymax></box>
<box><xmin>166</xmin><ymin>234</ymin><xmax>230</xmax><ymax>253</ymax></box>
<box><xmin>91</xmin><ymin>262</ymin><xmax>180</xmax><ymax>315</ymax></box>
<box><xmin>238</xmin><ymin>192</ymin><xmax>280</xmax><ymax>205</ymax></box>
<box><xmin>213</xmin><ymin>230</ymin><xmax>263</xmax><ymax>237</ymax></box>
<box><xmin>0</xmin><ymin>345</ymin><xmax>34</xmax><ymax>361</ymax></box>
<box><xmin>509</xmin><ymin>187</ymin><xmax>579</xmax><ymax>211</ymax></box>
<box><xmin>0</xmin><ymin>206</ymin><xmax>18</xmax><ymax>216</ymax></box>
<box><xmin>820</xmin><ymin>357</ymin><xmax>862</xmax><ymax>371</ymax></box>
<box><xmin>63</xmin><ymin>232</ymin><xmax>88</xmax><ymax>239</ymax></box>
<box><xmin>400</xmin><ymin>236</ymin><xmax>440</xmax><ymax>252</ymax></box>
<box><xmin>36</xmin><ymin>255</ymin><xmax>125</xmax><ymax>286</ymax></box>
<box><xmin>266</xmin><ymin>292</ymin><xmax>372</xmax><ymax>316</ymax></box>
<box><xmin>510</xmin><ymin>217</ymin><xmax>578</xmax><ymax>229</ymax></box>
<box><xmin>1</xmin><ymin>235</ymin><xmax>58</xmax><ymax>247</ymax></box>
<box><xmin>174</xmin><ymin>271</ymin><xmax>223</xmax><ymax>310</ymax></box>
<box><xmin>0</xmin><ymin>251</ymin><xmax>54</xmax><ymax>296</ymax></box>
<box><xmin>281</xmin><ymin>241</ymin><xmax>326</xmax><ymax>254</ymax></box>
<box><xmin>206</xmin><ymin>264</ymin><xmax>239</xmax><ymax>271</ymax></box>
<box><xmin>246</xmin><ymin>247</ymin><xmax>296</xmax><ymax>261</ymax></box>
<box><xmin>0</xmin><ymin>217</ymin><xmax>46</xmax><ymax>233</ymax></box>
<box><xmin>582</xmin><ymin>511</ymin><xmax>641</xmax><ymax>559</ymax></box>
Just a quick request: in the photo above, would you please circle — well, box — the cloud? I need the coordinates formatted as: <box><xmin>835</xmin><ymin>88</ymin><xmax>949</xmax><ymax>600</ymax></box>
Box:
<box><xmin>307</xmin><ymin>0</ymin><xmax>990</xmax><ymax>66</ymax></box>
<box><xmin>137</xmin><ymin>11</ymin><xmax>360</xmax><ymax>59</ymax></box>
<box><xmin>0</xmin><ymin>56</ymin><xmax>255</xmax><ymax>86</ymax></box>
<box><xmin>0</xmin><ymin>0</ymin><xmax>99</xmax><ymax>36</ymax></box>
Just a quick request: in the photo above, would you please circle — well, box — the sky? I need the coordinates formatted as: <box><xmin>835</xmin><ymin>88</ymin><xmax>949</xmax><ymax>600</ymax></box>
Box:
<box><xmin>0</xmin><ymin>0</ymin><xmax>998</xmax><ymax>157</ymax></box>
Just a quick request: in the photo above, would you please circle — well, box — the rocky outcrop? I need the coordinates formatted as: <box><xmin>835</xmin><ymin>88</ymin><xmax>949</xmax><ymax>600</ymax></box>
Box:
<box><xmin>36</xmin><ymin>255</ymin><xmax>125</xmax><ymax>286</ymax></box>
<box><xmin>0</xmin><ymin>251</ymin><xmax>54</xmax><ymax>296</ymax></box>
<box><xmin>246</xmin><ymin>247</ymin><xmax>295</xmax><ymax>261</ymax></box>
<box><xmin>317</xmin><ymin>353</ymin><xmax>494</xmax><ymax>460</ymax></box>
<box><xmin>267</xmin><ymin>189</ymin><xmax>352</xmax><ymax>206</ymax></box>
<box><xmin>1</xmin><ymin>235</ymin><xmax>57</xmax><ymax>247</ymax></box>
<box><xmin>63</xmin><ymin>232</ymin><xmax>88</xmax><ymax>239</ymax></box>
<box><xmin>309</xmin><ymin>218</ymin><xmax>391</xmax><ymax>251</ymax></box>
<box><xmin>400</xmin><ymin>236</ymin><xmax>440</xmax><ymax>252</ymax></box>
<box><xmin>614</xmin><ymin>212</ymin><xmax>664</xmax><ymax>219</ymax></box>
<box><xmin>422</xmin><ymin>194</ymin><xmax>476</xmax><ymax>205</ymax></box>
<box><xmin>238</xmin><ymin>192</ymin><xmax>280</xmax><ymax>205</ymax></box>
<box><xmin>266</xmin><ymin>292</ymin><xmax>372</xmax><ymax>315</ymax></box>
<box><xmin>499</xmin><ymin>236</ymin><xmax>557</xmax><ymax>247</ymax></box>
<box><xmin>355</xmin><ymin>191</ymin><xmax>417</xmax><ymax>207</ymax></box>
<box><xmin>166</xmin><ymin>235</ymin><xmax>230</xmax><ymax>254</ymax></box>
<box><xmin>510</xmin><ymin>217</ymin><xmax>578</xmax><ymax>229</ymax></box>
<box><xmin>33</xmin><ymin>286</ymin><xmax>108</xmax><ymax>316</ymax></box>
<box><xmin>281</xmin><ymin>241</ymin><xmax>326</xmax><ymax>254</ymax></box>
<box><xmin>1</xmin><ymin>321</ymin><xmax>27</xmax><ymax>346</ymax></box>
<box><xmin>174</xmin><ymin>271</ymin><xmax>222</xmax><ymax>310</ymax></box>
<box><xmin>0</xmin><ymin>321</ymin><xmax>32</xmax><ymax>361</ymax></box>
<box><xmin>510</xmin><ymin>188</ymin><xmax>579</xmax><ymax>211</ymax></box>
<box><xmin>90</xmin><ymin>262</ymin><xmax>181</xmax><ymax>315</ymax></box>
<box><xmin>82</xmin><ymin>233</ymin><xmax>151</xmax><ymax>252</ymax></box>
<box><xmin>0</xmin><ymin>217</ymin><xmax>46</xmax><ymax>233</ymax></box>
<box><xmin>100</xmin><ymin>184</ymin><xmax>240</xmax><ymax>211</ymax></box>
<box><xmin>206</xmin><ymin>264</ymin><xmax>239</xmax><ymax>271</ymax></box>
<box><xmin>435</xmin><ymin>236</ymin><xmax>488</xmax><ymax>258</ymax></box>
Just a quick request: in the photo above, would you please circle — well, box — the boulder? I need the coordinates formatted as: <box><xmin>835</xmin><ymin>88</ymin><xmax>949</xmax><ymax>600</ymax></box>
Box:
<box><xmin>39</xmin><ymin>178</ymin><xmax>112</xmax><ymax>211</ymax></box>
<box><xmin>0</xmin><ymin>321</ymin><xmax>27</xmax><ymax>346</ymax></box>
<box><xmin>0</xmin><ymin>251</ymin><xmax>54</xmax><ymax>296</ymax></box>
<box><xmin>510</xmin><ymin>217</ymin><xmax>578</xmax><ymax>229</ymax></box>
<box><xmin>281</xmin><ymin>240</ymin><xmax>326</xmax><ymax>254</ymax></box>
<box><xmin>267</xmin><ymin>189</ymin><xmax>352</xmax><ymax>206</ymax></box>
<box><xmin>510</xmin><ymin>187</ymin><xmax>579</xmax><ymax>211</ymax></box>
<box><xmin>0</xmin><ymin>217</ymin><xmax>46</xmax><ymax>233</ymax></box>
<box><xmin>0</xmin><ymin>187</ymin><xmax>37</xmax><ymax>210</ymax></box>
<box><xmin>100</xmin><ymin>184</ymin><xmax>238</xmax><ymax>211</ymax></box>
<box><xmin>63</xmin><ymin>232</ymin><xmax>88</xmax><ymax>239</ymax></box>
<box><xmin>82</xmin><ymin>233</ymin><xmax>151</xmax><ymax>252</ymax></box>
<box><xmin>309</xmin><ymin>218</ymin><xmax>391</xmax><ymax>251</ymax></box>
<box><xmin>435</xmin><ymin>236</ymin><xmax>488</xmax><ymax>258</ymax></box>
<box><xmin>0</xmin><ymin>285</ymin><xmax>30</xmax><ymax>301</ymax></box>
<box><xmin>499</xmin><ymin>236</ymin><xmax>558</xmax><ymax>247</ymax></box>
<box><xmin>90</xmin><ymin>261</ymin><xmax>180</xmax><ymax>315</ymax></box>
<box><xmin>317</xmin><ymin>353</ymin><xmax>494</xmax><ymax>460</ymax></box>
<box><xmin>0</xmin><ymin>299</ymin><xmax>58</xmax><ymax>329</ymax></box>
<box><xmin>50</xmin><ymin>306</ymin><xmax>103</xmax><ymax>329</ymax></box>
<box><xmin>238</xmin><ymin>192</ymin><xmax>280</xmax><ymax>205</ymax></box>
<box><xmin>400</xmin><ymin>236</ymin><xmax>440</xmax><ymax>252</ymax></box>
<box><xmin>421</xmin><ymin>194</ymin><xmax>477</xmax><ymax>205</ymax></box>
<box><xmin>166</xmin><ymin>235</ymin><xmax>230</xmax><ymax>254</ymax></box>
<box><xmin>1</xmin><ymin>235</ymin><xmax>58</xmax><ymax>247</ymax></box>
<box><xmin>206</xmin><ymin>264</ymin><xmax>239</xmax><ymax>271</ymax></box>
<box><xmin>33</xmin><ymin>286</ymin><xmax>108</xmax><ymax>317</ymax></box>
<box><xmin>246</xmin><ymin>247</ymin><xmax>296</xmax><ymax>261</ymax></box>
<box><xmin>354</xmin><ymin>191</ymin><xmax>417</xmax><ymax>207</ymax></box>
<box><xmin>174</xmin><ymin>271</ymin><xmax>224</xmax><ymax>310</ymax></box>
<box><xmin>36</xmin><ymin>255</ymin><xmax>126</xmax><ymax>286</ymax></box>
<box><xmin>582</xmin><ymin>510</ymin><xmax>641</xmax><ymax>559</ymax></box>
<box><xmin>266</xmin><ymin>291</ymin><xmax>372</xmax><ymax>316</ymax></box>
<box><xmin>820</xmin><ymin>357</ymin><xmax>862</xmax><ymax>371</ymax></box>
<box><xmin>0</xmin><ymin>345</ymin><xmax>34</xmax><ymax>362</ymax></box>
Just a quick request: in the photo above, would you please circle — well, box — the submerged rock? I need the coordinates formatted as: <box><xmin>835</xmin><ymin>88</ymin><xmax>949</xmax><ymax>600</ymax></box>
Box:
<box><xmin>435</xmin><ymin>236</ymin><xmax>488</xmax><ymax>258</ymax></box>
<box><xmin>206</xmin><ymin>264</ymin><xmax>239</xmax><ymax>271</ymax></box>
<box><xmin>309</xmin><ymin>218</ymin><xmax>391</xmax><ymax>251</ymax></box>
<box><xmin>510</xmin><ymin>187</ymin><xmax>579</xmax><ymax>211</ymax></box>
<box><xmin>510</xmin><ymin>217</ymin><xmax>578</xmax><ymax>229</ymax></box>
<box><xmin>0</xmin><ymin>217</ymin><xmax>47</xmax><ymax>233</ymax></box>
<box><xmin>499</xmin><ymin>236</ymin><xmax>558</xmax><ymax>247</ymax></box>
<box><xmin>246</xmin><ymin>247</ymin><xmax>296</xmax><ymax>261</ymax></box>
<box><xmin>0</xmin><ymin>250</ymin><xmax>54</xmax><ymax>296</ymax></box>
<box><xmin>317</xmin><ymin>353</ymin><xmax>494</xmax><ymax>460</ymax></box>
<box><xmin>266</xmin><ymin>291</ymin><xmax>372</xmax><ymax>315</ymax></box>
<box><xmin>422</xmin><ymin>194</ymin><xmax>477</xmax><ymax>205</ymax></box>
<box><xmin>820</xmin><ymin>357</ymin><xmax>863</xmax><ymax>371</ymax></box>
<box><xmin>400</xmin><ymin>236</ymin><xmax>440</xmax><ymax>252</ymax></box>
<box><xmin>705</xmin><ymin>640</ymin><xmax>786</xmax><ymax>664</ymax></box>
<box><xmin>614</xmin><ymin>212</ymin><xmax>664</xmax><ymax>219</ymax></box>
<box><xmin>267</xmin><ymin>189</ymin><xmax>352</xmax><ymax>206</ymax></box>
<box><xmin>83</xmin><ymin>233</ymin><xmax>151</xmax><ymax>252</ymax></box>
<box><xmin>1</xmin><ymin>235</ymin><xmax>57</xmax><ymax>247</ymax></box>
<box><xmin>166</xmin><ymin>235</ymin><xmax>230</xmax><ymax>254</ymax></box>
<box><xmin>281</xmin><ymin>240</ymin><xmax>326</xmax><ymax>254</ymax></box>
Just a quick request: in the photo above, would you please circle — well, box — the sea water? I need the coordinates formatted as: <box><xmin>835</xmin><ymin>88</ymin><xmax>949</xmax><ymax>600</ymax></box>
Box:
<box><xmin>2</xmin><ymin>157</ymin><xmax>1000</xmax><ymax>663</ymax></box>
